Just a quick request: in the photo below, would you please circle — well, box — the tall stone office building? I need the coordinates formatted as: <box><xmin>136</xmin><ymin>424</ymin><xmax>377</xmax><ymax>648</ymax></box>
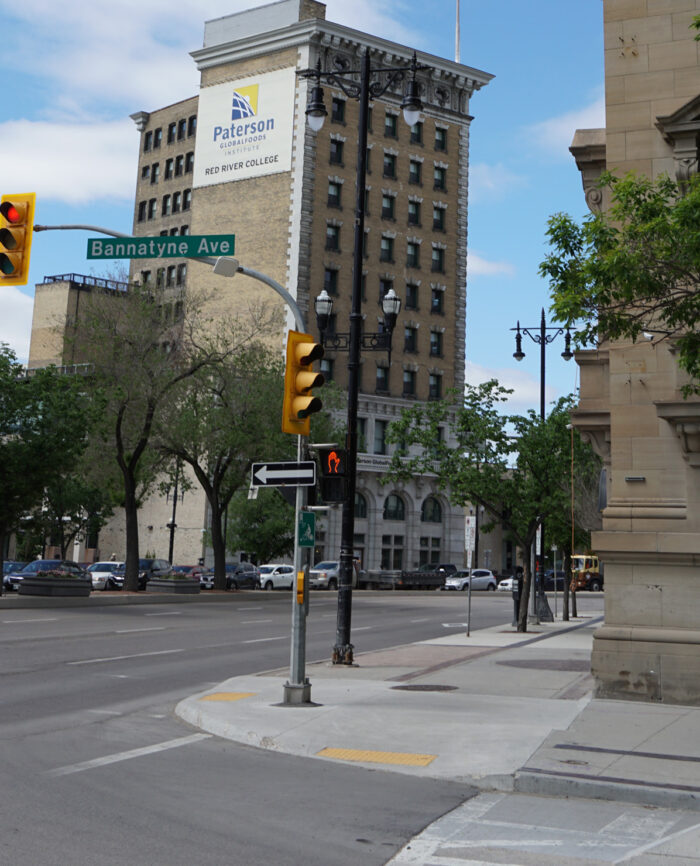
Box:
<box><xmin>30</xmin><ymin>0</ymin><xmax>495</xmax><ymax>571</ymax></box>
<box><xmin>570</xmin><ymin>0</ymin><xmax>700</xmax><ymax>704</ymax></box>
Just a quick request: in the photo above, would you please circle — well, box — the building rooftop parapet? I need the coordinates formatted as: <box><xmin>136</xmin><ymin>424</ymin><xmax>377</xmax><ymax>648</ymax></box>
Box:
<box><xmin>42</xmin><ymin>274</ymin><xmax>131</xmax><ymax>293</ymax></box>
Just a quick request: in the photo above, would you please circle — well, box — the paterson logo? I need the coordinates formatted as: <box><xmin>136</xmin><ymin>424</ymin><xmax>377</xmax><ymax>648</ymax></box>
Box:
<box><xmin>213</xmin><ymin>82</ymin><xmax>275</xmax><ymax>144</ymax></box>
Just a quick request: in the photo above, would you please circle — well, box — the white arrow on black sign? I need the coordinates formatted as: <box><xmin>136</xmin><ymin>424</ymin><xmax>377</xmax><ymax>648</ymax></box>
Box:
<box><xmin>251</xmin><ymin>461</ymin><xmax>316</xmax><ymax>487</ymax></box>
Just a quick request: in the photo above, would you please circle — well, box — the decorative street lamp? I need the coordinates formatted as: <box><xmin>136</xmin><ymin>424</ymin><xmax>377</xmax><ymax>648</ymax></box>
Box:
<box><xmin>314</xmin><ymin>286</ymin><xmax>401</xmax><ymax>364</ymax></box>
<box><xmin>511</xmin><ymin>308</ymin><xmax>572</xmax><ymax>622</ymax></box>
<box><xmin>300</xmin><ymin>48</ymin><xmax>429</xmax><ymax>665</ymax></box>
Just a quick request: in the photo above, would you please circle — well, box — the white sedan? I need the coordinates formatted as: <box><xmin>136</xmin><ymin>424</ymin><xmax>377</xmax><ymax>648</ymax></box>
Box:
<box><xmin>497</xmin><ymin>577</ymin><xmax>516</xmax><ymax>592</ymax></box>
<box><xmin>258</xmin><ymin>563</ymin><xmax>295</xmax><ymax>590</ymax></box>
<box><xmin>443</xmin><ymin>569</ymin><xmax>497</xmax><ymax>591</ymax></box>
<box><xmin>86</xmin><ymin>561</ymin><xmax>125</xmax><ymax>590</ymax></box>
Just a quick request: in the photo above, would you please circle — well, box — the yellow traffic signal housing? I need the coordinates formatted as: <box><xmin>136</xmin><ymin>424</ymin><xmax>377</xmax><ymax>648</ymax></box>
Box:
<box><xmin>282</xmin><ymin>330</ymin><xmax>324</xmax><ymax>435</ymax></box>
<box><xmin>0</xmin><ymin>193</ymin><xmax>36</xmax><ymax>286</ymax></box>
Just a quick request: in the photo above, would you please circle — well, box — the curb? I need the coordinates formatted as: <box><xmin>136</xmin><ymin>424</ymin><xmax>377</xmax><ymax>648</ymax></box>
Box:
<box><xmin>514</xmin><ymin>767</ymin><xmax>700</xmax><ymax>812</ymax></box>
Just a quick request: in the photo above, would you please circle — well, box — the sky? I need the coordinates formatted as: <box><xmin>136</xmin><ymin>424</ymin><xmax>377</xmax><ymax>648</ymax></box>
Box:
<box><xmin>0</xmin><ymin>0</ymin><xmax>604</xmax><ymax>414</ymax></box>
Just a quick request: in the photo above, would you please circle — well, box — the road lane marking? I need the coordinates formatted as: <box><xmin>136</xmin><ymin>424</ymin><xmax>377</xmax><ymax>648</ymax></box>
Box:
<box><xmin>115</xmin><ymin>626</ymin><xmax>165</xmax><ymax>634</ymax></box>
<box><xmin>145</xmin><ymin>611</ymin><xmax>182</xmax><ymax>616</ymax></box>
<box><xmin>68</xmin><ymin>648</ymin><xmax>184</xmax><ymax>665</ymax></box>
<box><xmin>242</xmin><ymin>635</ymin><xmax>286</xmax><ymax>644</ymax></box>
<box><xmin>87</xmin><ymin>709</ymin><xmax>122</xmax><ymax>715</ymax></box>
<box><xmin>47</xmin><ymin>733</ymin><xmax>212</xmax><ymax>776</ymax></box>
<box><xmin>241</xmin><ymin>619</ymin><xmax>273</xmax><ymax>625</ymax></box>
<box><xmin>410</xmin><ymin>618</ymin><xmax>430</xmax><ymax>623</ymax></box>
<box><xmin>2</xmin><ymin>617</ymin><xmax>59</xmax><ymax>624</ymax></box>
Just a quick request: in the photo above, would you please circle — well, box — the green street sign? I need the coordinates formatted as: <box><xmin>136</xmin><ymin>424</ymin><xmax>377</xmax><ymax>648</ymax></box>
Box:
<box><xmin>298</xmin><ymin>511</ymin><xmax>315</xmax><ymax>548</ymax></box>
<box><xmin>86</xmin><ymin>234</ymin><xmax>235</xmax><ymax>260</ymax></box>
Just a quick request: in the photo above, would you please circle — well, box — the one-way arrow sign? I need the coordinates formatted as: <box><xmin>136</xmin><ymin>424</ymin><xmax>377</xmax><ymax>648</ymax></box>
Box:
<box><xmin>251</xmin><ymin>461</ymin><xmax>316</xmax><ymax>487</ymax></box>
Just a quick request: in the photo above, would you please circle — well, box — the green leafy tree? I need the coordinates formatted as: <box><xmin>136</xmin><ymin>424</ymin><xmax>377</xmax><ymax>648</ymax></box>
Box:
<box><xmin>226</xmin><ymin>488</ymin><xmax>294</xmax><ymax>564</ymax></box>
<box><xmin>385</xmin><ymin>382</ymin><xmax>596</xmax><ymax>631</ymax></box>
<box><xmin>540</xmin><ymin>171</ymin><xmax>700</xmax><ymax>395</ymax></box>
<box><xmin>0</xmin><ymin>345</ymin><xmax>89</xmax><ymax>564</ymax></box>
<box><xmin>74</xmin><ymin>284</ymin><xmax>226</xmax><ymax>591</ymax></box>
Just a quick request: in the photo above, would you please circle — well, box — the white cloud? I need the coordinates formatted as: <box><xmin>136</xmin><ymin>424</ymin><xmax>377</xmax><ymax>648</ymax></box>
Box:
<box><xmin>465</xmin><ymin>361</ymin><xmax>559</xmax><ymax>414</ymax></box>
<box><xmin>0</xmin><ymin>119</ymin><xmax>137</xmax><ymax>204</ymax></box>
<box><xmin>526</xmin><ymin>93</ymin><xmax>605</xmax><ymax>158</ymax></box>
<box><xmin>0</xmin><ymin>288</ymin><xmax>34</xmax><ymax>362</ymax></box>
<box><xmin>468</xmin><ymin>251</ymin><xmax>515</xmax><ymax>278</ymax></box>
<box><xmin>469</xmin><ymin>162</ymin><xmax>528</xmax><ymax>203</ymax></box>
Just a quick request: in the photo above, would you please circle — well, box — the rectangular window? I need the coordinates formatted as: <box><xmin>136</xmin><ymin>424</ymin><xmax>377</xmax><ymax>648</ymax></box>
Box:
<box><xmin>176</xmin><ymin>263</ymin><xmax>187</xmax><ymax>286</ymax></box>
<box><xmin>384</xmin><ymin>113</ymin><xmax>398</xmax><ymax>138</ymax></box>
<box><xmin>380</xmin><ymin>236</ymin><xmax>394</xmax><ymax>262</ymax></box>
<box><xmin>366</xmin><ymin>147</ymin><xmax>371</xmax><ymax>173</ymax></box>
<box><xmin>137</xmin><ymin>201</ymin><xmax>147</xmax><ymax>222</ymax></box>
<box><xmin>324</xmin><ymin>268</ymin><xmax>338</xmax><ymax>295</ymax></box>
<box><xmin>376</xmin><ymin>367</ymin><xmax>389</xmax><ymax>394</ymax></box>
<box><xmin>144</xmin><ymin>131</ymin><xmax>153</xmax><ymax>152</ymax></box>
<box><xmin>185</xmin><ymin>152</ymin><xmax>194</xmax><ymax>173</ymax></box>
<box><xmin>148</xmin><ymin>198</ymin><xmax>157</xmax><ymax>219</ymax></box>
<box><xmin>406</xmin><ymin>242</ymin><xmax>420</xmax><ymax>269</ymax></box>
<box><xmin>381</xmin><ymin>194</ymin><xmax>395</xmax><ymax>220</ymax></box>
<box><xmin>141</xmin><ymin>165</ymin><xmax>150</xmax><ymax>180</ymax></box>
<box><xmin>172</xmin><ymin>191</ymin><xmax>181</xmax><ymax>213</ymax></box>
<box><xmin>151</xmin><ymin>163</ymin><xmax>160</xmax><ymax>184</ymax></box>
<box><xmin>429</xmin><ymin>373</ymin><xmax>442</xmax><ymax>400</ymax></box>
<box><xmin>175</xmin><ymin>155</ymin><xmax>184</xmax><ymax>176</ymax></box>
<box><xmin>409</xmin><ymin>159</ymin><xmax>422</xmax><ymax>185</ymax></box>
<box><xmin>379</xmin><ymin>277</ymin><xmax>393</xmax><ymax>302</ymax></box>
<box><xmin>403</xmin><ymin>369</ymin><xmax>416</xmax><ymax>397</ymax></box>
<box><xmin>408</xmin><ymin>200</ymin><xmax>421</xmax><ymax>226</ymax></box>
<box><xmin>153</xmin><ymin>128</ymin><xmax>162</xmax><ymax>148</ymax></box>
<box><xmin>167</xmin><ymin>122</ymin><xmax>176</xmax><ymax>144</ymax></box>
<box><xmin>328</xmin><ymin>181</ymin><xmax>341</xmax><ymax>208</ymax></box>
<box><xmin>431</xmin><ymin>287</ymin><xmax>444</xmax><ymax>314</ymax></box>
<box><xmin>180</xmin><ymin>225</ymin><xmax>189</xmax><ymax>235</ymax></box>
<box><xmin>183</xmin><ymin>189</ymin><xmax>191</xmax><ymax>210</ymax></box>
<box><xmin>433</xmin><ymin>205</ymin><xmax>446</xmax><ymax>231</ymax></box>
<box><xmin>406</xmin><ymin>282</ymin><xmax>418</xmax><ymax>310</ymax></box>
<box><xmin>410</xmin><ymin>121</ymin><xmax>423</xmax><ymax>144</ymax></box>
<box><xmin>320</xmin><ymin>358</ymin><xmax>334</xmax><ymax>381</ymax></box>
<box><xmin>430</xmin><ymin>331</ymin><xmax>443</xmax><ymax>357</ymax></box>
<box><xmin>364</xmin><ymin>188</ymin><xmax>370</xmax><ymax>214</ymax></box>
<box><xmin>164</xmin><ymin>158</ymin><xmax>174</xmax><ymax>180</ymax></box>
<box><xmin>404</xmin><ymin>326</ymin><xmax>418</xmax><ymax>353</ymax></box>
<box><xmin>383</xmin><ymin>153</ymin><xmax>396</xmax><ymax>179</ymax></box>
<box><xmin>357</xmin><ymin>417</ymin><xmax>367</xmax><ymax>453</ymax></box>
<box><xmin>166</xmin><ymin>265</ymin><xmax>176</xmax><ymax>288</ymax></box>
<box><xmin>362</xmin><ymin>230</ymin><xmax>369</xmax><ymax>259</ymax></box>
<box><xmin>431</xmin><ymin>246</ymin><xmax>445</xmax><ymax>273</ymax></box>
<box><xmin>331</xmin><ymin>98</ymin><xmax>345</xmax><ymax>123</ymax></box>
<box><xmin>330</xmin><ymin>139</ymin><xmax>344</xmax><ymax>165</ymax></box>
<box><xmin>177</xmin><ymin>118</ymin><xmax>187</xmax><ymax>140</ymax></box>
<box><xmin>435</xmin><ymin>127</ymin><xmax>447</xmax><ymax>151</ymax></box>
<box><xmin>188</xmin><ymin>115</ymin><xmax>197</xmax><ymax>137</ymax></box>
<box><xmin>162</xmin><ymin>195</ymin><xmax>171</xmax><ymax>216</ymax></box>
<box><xmin>326</xmin><ymin>224</ymin><xmax>340</xmax><ymax>251</ymax></box>
<box><xmin>374</xmin><ymin>419</ymin><xmax>387</xmax><ymax>453</ymax></box>
<box><xmin>433</xmin><ymin>166</ymin><xmax>447</xmax><ymax>191</ymax></box>
<box><xmin>156</xmin><ymin>268</ymin><xmax>165</xmax><ymax>287</ymax></box>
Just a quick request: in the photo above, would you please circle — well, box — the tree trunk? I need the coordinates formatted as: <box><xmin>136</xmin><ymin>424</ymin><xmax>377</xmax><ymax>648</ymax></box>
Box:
<box><xmin>517</xmin><ymin>563</ymin><xmax>532</xmax><ymax>632</ymax></box>
<box><xmin>210</xmin><ymin>501</ymin><xmax>227</xmax><ymax>591</ymax></box>
<box><xmin>122</xmin><ymin>472</ymin><xmax>141</xmax><ymax>591</ymax></box>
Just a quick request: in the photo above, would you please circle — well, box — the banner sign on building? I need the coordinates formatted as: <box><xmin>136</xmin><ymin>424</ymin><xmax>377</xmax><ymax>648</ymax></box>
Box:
<box><xmin>193</xmin><ymin>68</ymin><xmax>295</xmax><ymax>188</ymax></box>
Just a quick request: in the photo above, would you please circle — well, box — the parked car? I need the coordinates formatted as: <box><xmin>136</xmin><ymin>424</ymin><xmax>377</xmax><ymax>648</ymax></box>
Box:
<box><xmin>86</xmin><ymin>561</ymin><xmax>125</xmax><ymax>591</ymax></box>
<box><xmin>111</xmin><ymin>558</ymin><xmax>172</xmax><ymax>590</ymax></box>
<box><xmin>309</xmin><ymin>561</ymin><xmax>340</xmax><ymax>590</ymax></box>
<box><xmin>542</xmin><ymin>569</ymin><xmax>567</xmax><ymax>591</ymax></box>
<box><xmin>225</xmin><ymin>562</ymin><xmax>260</xmax><ymax>590</ymax></box>
<box><xmin>3</xmin><ymin>560</ymin><xmax>26</xmax><ymax>578</ymax></box>
<box><xmin>258</xmin><ymin>563</ymin><xmax>295</xmax><ymax>590</ymax></box>
<box><xmin>4</xmin><ymin>559</ymin><xmax>90</xmax><ymax>592</ymax></box>
<box><xmin>443</xmin><ymin>568</ymin><xmax>497</xmax><ymax>591</ymax></box>
<box><xmin>497</xmin><ymin>577</ymin><xmax>516</xmax><ymax>592</ymax></box>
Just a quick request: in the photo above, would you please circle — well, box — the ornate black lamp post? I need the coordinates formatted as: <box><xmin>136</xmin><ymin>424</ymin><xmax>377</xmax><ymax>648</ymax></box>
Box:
<box><xmin>300</xmin><ymin>48</ymin><xmax>428</xmax><ymax>664</ymax></box>
<box><xmin>512</xmin><ymin>308</ymin><xmax>572</xmax><ymax>619</ymax></box>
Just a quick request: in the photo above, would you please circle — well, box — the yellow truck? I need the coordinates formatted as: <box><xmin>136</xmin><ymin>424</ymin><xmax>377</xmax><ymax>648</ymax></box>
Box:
<box><xmin>570</xmin><ymin>554</ymin><xmax>604</xmax><ymax>592</ymax></box>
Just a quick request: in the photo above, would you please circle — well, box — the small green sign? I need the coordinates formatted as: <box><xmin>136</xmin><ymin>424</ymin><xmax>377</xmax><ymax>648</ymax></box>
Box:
<box><xmin>86</xmin><ymin>234</ymin><xmax>235</xmax><ymax>260</ymax></box>
<box><xmin>298</xmin><ymin>511</ymin><xmax>316</xmax><ymax>548</ymax></box>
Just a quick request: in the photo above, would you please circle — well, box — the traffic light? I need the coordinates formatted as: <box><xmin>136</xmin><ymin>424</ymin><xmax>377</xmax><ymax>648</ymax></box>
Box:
<box><xmin>282</xmin><ymin>330</ymin><xmax>324</xmax><ymax>435</ymax></box>
<box><xmin>318</xmin><ymin>447</ymin><xmax>347</xmax><ymax>503</ymax></box>
<box><xmin>0</xmin><ymin>193</ymin><xmax>36</xmax><ymax>286</ymax></box>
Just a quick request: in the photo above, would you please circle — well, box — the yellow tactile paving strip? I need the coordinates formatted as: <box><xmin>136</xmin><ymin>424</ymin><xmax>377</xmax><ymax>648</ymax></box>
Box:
<box><xmin>317</xmin><ymin>747</ymin><xmax>436</xmax><ymax>767</ymax></box>
<box><xmin>199</xmin><ymin>692</ymin><xmax>255</xmax><ymax>702</ymax></box>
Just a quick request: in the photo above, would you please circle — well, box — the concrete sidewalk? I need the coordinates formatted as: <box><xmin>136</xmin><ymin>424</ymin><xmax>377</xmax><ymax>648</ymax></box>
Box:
<box><xmin>175</xmin><ymin>614</ymin><xmax>700</xmax><ymax>813</ymax></box>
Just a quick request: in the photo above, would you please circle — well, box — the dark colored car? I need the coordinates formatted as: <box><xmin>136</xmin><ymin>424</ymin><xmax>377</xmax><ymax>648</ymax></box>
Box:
<box><xmin>112</xmin><ymin>558</ymin><xmax>172</xmax><ymax>590</ymax></box>
<box><xmin>2</xmin><ymin>560</ymin><xmax>26</xmax><ymax>577</ymax></box>
<box><xmin>542</xmin><ymin>569</ymin><xmax>567</xmax><ymax>591</ymax></box>
<box><xmin>4</xmin><ymin>559</ymin><xmax>90</xmax><ymax>591</ymax></box>
<box><xmin>225</xmin><ymin>562</ymin><xmax>260</xmax><ymax>590</ymax></box>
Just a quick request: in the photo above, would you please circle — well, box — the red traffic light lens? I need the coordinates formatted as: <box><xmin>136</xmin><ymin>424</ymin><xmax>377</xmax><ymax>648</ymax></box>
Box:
<box><xmin>0</xmin><ymin>202</ymin><xmax>21</xmax><ymax>224</ymax></box>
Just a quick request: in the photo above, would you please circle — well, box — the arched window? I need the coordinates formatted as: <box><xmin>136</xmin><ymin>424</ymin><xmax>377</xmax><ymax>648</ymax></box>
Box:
<box><xmin>383</xmin><ymin>494</ymin><xmax>405</xmax><ymax>521</ymax></box>
<box><xmin>421</xmin><ymin>496</ymin><xmax>442</xmax><ymax>523</ymax></box>
<box><xmin>355</xmin><ymin>492</ymin><xmax>367</xmax><ymax>519</ymax></box>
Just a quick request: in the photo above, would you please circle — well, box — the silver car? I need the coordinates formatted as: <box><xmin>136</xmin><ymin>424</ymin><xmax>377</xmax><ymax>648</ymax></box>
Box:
<box><xmin>444</xmin><ymin>569</ymin><xmax>497</xmax><ymax>591</ymax></box>
<box><xmin>86</xmin><ymin>561</ymin><xmax>125</xmax><ymax>591</ymax></box>
<box><xmin>309</xmin><ymin>561</ymin><xmax>340</xmax><ymax>590</ymax></box>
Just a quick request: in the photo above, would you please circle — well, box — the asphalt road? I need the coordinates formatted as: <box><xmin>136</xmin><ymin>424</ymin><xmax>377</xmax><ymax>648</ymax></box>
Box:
<box><xmin>0</xmin><ymin>590</ymin><xmax>603</xmax><ymax>864</ymax></box>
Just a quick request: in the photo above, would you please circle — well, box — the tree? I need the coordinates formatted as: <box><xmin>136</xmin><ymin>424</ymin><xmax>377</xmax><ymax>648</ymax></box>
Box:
<box><xmin>385</xmin><ymin>382</ymin><xmax>596</xmax><ymax>631</ymax></box>
<box><xmin>226</xmin><ymin>488</ymin><xmax>295</xmax><ymax>564</ymax></box>
<box><xmin>74</xmin><ymin>283</ymin><xmax>227</xmax><ymax>591</ymax></box>
<box><xmin>0</xmin><ymin>345</ymin><xmax>89</xmax><ymax>564</ymax></box>
<box><xmin>540</xmin><ymin>171</ymin><xmax>700</xmax><ymax>395</ymax></box>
